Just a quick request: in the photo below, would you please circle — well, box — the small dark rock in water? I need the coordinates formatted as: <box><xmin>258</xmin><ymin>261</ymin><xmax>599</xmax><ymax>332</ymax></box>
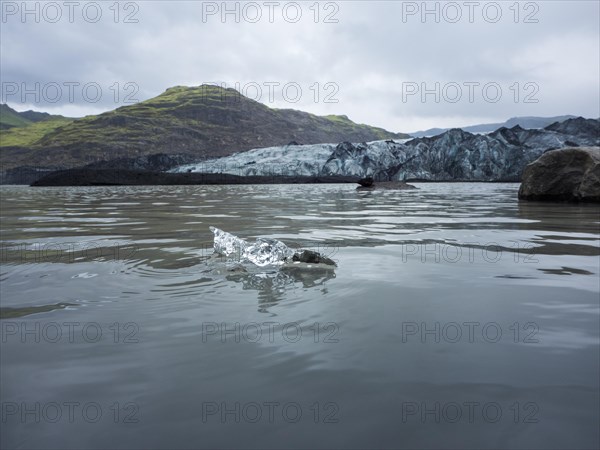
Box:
<box><xmin>357</xmin><ymin>176</ymin><xmax>374</xmax><ymax>187</ymax></box>
<box><xmin>291</xmin><ymin>250</ymin><xmax>336</xmax><ymax>266</ymax></box>
<box><xmin>518</xmin><ymin>147</ymin><xmax>600</xmax><ymax>202</ymax></box>
<box><xmin>287</xmin><ymin>141</ymin><xmax>300</xmax><ymax>146</ymax></box>
<box><xmin>356</xmin><ymin>181</ymin><xmax>417</xmax><ymax>191</ymax></box>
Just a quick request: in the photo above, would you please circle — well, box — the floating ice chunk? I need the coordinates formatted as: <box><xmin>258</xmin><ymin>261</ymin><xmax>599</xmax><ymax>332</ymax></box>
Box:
<box><xmin>210</xmin><ymin>226</ymin><xmax>293</xmax><ymax>267</ymax></box>
<box><xmin>244</xmin><ymin>238</ymin><xmax>295</xmax><ymax>267</ymax></box>
<box><xmin>210</xmin><ymin>226</ymin><xmax>247</xmax><ymax>257</ymax></box>
<box><xmin>209</xmin><ymin>227</ymin><xmax>336</xmax><ymax>268</ymax></box>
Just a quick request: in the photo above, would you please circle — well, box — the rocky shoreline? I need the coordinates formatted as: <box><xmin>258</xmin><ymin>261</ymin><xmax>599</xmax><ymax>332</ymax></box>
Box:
<box><xmin>30</xmin><ymin>169</ymin><xmax>360</xmax><ymax>187</ymax></box>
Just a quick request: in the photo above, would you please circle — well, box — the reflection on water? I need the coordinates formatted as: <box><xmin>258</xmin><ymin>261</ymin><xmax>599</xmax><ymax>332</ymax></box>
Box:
<box><xmin>228</xmin><ymin>265</ymin><xmax>336</xmax><ymax>313</ymax></box>
<box><xmin>1</xmin><ymin>183</ymin><xmax>599</xmax><ymax>449</ymax></box>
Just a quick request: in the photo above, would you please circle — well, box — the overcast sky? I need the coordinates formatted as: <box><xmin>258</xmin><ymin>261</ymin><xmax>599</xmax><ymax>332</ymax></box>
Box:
<box><xmin>1</xmin><ymin>0</ymin><xmax>598</xmax><ymax>132</ymax></box>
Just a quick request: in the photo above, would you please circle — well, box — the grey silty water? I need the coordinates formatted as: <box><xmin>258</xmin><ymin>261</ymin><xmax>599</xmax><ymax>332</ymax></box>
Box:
<box><xmin>0</xmin><ymin>183</ymin><xmax>599</xmax><ymax>449</ymax></box>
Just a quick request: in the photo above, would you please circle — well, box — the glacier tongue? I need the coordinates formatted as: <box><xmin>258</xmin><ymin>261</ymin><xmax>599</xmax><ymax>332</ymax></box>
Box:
<box><xmin>173</xmin><ymin>118</ymin><xmax>599</xmax><ymax>181</ymax></box>
<box><xmin>175</xmin><ymin>143</ymin><xmax>338</xmax><ymax>178</ymax></box>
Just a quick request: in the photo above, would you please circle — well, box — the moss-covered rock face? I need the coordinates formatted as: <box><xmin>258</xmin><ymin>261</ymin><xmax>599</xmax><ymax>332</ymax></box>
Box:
<box><xmin>0</xmin><ymin>85</ymin><xmax>408</xmax><ymax>169</ymax></box>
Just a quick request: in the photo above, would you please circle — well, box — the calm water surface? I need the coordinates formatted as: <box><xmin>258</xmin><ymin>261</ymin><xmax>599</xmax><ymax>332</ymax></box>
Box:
<box><xmin>1</xmin><ymin>183</ymin><xmax>599</xmax><ymax>449</ymax></box>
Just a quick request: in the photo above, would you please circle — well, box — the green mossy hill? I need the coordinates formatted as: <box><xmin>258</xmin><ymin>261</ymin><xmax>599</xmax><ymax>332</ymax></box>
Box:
<box><xmin>0</xmin><ymin>104</ymin><xmax>34</xmax><ymax>129</ymax></box>
<box><xmin>1</xmin><ymin>103</ymin><xmax>74</xmax><ymax>149</ymax></box>
<box><xmin>1</xmin><ymin>117</ymin><xmax>73</xmax><ymax>147</ymax></box>
<box><xmin>0</xmin><ymin>85</ymin><xmax>408</xmax><ymax>168</ymax></box>
<box><xmin>0</xmin><ymin>103</ymin><xmax>70</xmax><ymax>129</ymax></box>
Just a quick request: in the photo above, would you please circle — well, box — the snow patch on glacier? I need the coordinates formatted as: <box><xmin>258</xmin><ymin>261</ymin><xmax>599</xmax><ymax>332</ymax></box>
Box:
<box><xmin>173</xmin><ymin>143</ymin><xmax>338</xmax><ymax>177</ymax></box>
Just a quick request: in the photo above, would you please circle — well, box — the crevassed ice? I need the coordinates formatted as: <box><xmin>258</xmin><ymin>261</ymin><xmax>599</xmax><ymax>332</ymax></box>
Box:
<box><xmin>210</xmin><ymin>227</ymin><xmax>294</xmax><ymax>267</ymax></box>
<box><xmin>172</xmin><ymin>143</ymin><xmax>337</xmax><ymax>176</ymax></box>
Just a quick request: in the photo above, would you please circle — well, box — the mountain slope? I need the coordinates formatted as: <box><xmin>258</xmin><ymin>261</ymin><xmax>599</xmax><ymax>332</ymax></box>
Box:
<box><xmin>0</xmin><ymin>85</ymin><xmax>408</xmax><ymax>168</ymax></box>
<box><xmin>0</xmin><ymin>104</ymin><xmax>33</xmax><ymax>129</ymax></box>
<box><xmin>0</xmin><ymin>103</ymin><xmax>71</xmax><ymax>130</ymax></box>
<box><xmin>0</xmin><ymin>117</ymin><xmax>74</xmax><ymax>147</ymax></box>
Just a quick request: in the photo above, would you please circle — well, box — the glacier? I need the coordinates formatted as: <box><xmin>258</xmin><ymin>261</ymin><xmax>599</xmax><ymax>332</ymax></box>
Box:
<box><xmin>172</xmin><ymin>118</ymin><xmax>599</xmax><ymax>181</ymax></box>
<box><xmin>176</xmin><ymin>143</ymin><xmax>339</xmax><ymax>178</ymax></box>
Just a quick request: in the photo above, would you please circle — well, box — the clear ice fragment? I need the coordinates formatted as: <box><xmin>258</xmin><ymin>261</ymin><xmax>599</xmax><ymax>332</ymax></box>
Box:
<box><xmin>210</xmin><ymin>226</ymin><xmax>247</xmax><ymax>257</ymax></box>
<box><xmin>243</xmin><ymin>238</ymin><xmax>295</xmax><ymax>267</ymax></box>
<box><xmin>210</xmin><ymin>227</ymin><xmax>294</xmax><ymax>267</ymax></box>
<box><xmin>209</xmin><ymin>227</ymin><xmax>337</xmax><ymax>268</ymax></box>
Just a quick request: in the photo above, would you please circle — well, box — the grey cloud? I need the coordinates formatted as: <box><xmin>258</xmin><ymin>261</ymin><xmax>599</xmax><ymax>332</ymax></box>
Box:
<box><xmin>1</xmin><ymin>0</ymin><xmax>598</xmax><ymax>131</ymax></box>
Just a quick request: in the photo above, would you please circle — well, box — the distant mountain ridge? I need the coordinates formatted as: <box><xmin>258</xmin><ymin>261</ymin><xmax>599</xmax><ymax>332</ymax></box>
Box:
<box><xmin>0</xmin><ymin>103</ymin><xmax>68</xmax><ymax>130</ymax></box>
<box><xmin>0</xmin><ymin>85</ymin><xmax>408</xmax><ymax>169</ymax></box>
<box><xmin>409</xmin><ymin>115</ymin><xmax>578</xmax><ymax>138</ymax></box>
<box><xmin>0</xmin><ymin>104</ymin><xmax>74</xmax><ymax>147</ymax></box>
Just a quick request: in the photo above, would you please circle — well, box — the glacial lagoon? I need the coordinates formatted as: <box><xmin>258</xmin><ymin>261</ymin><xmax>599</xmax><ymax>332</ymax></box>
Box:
<box><xmin>1</xmin><ymin>182</ymin><xmax>599</xmax><ymax>449</ymax></box>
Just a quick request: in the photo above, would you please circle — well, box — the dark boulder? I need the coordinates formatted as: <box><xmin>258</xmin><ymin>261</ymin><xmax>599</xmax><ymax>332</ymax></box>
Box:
<box><xmin>518</xmin><ymin>147</ymin><xmax>600</xmax><ymax>202</ymax></box>
<box><xmin>356</xmin><ymin>181</ymin><xmax>418</xmax><ymax>191</ymax></box>
<box><xmin>291</xmin><ymin>250</ymin><xmax>336</xmax><ymax>266</ymax></box>
<box><xmin>357</xmin><ymin>176</ymin><xmax>374</xmax><ymax>187</ymax></box>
